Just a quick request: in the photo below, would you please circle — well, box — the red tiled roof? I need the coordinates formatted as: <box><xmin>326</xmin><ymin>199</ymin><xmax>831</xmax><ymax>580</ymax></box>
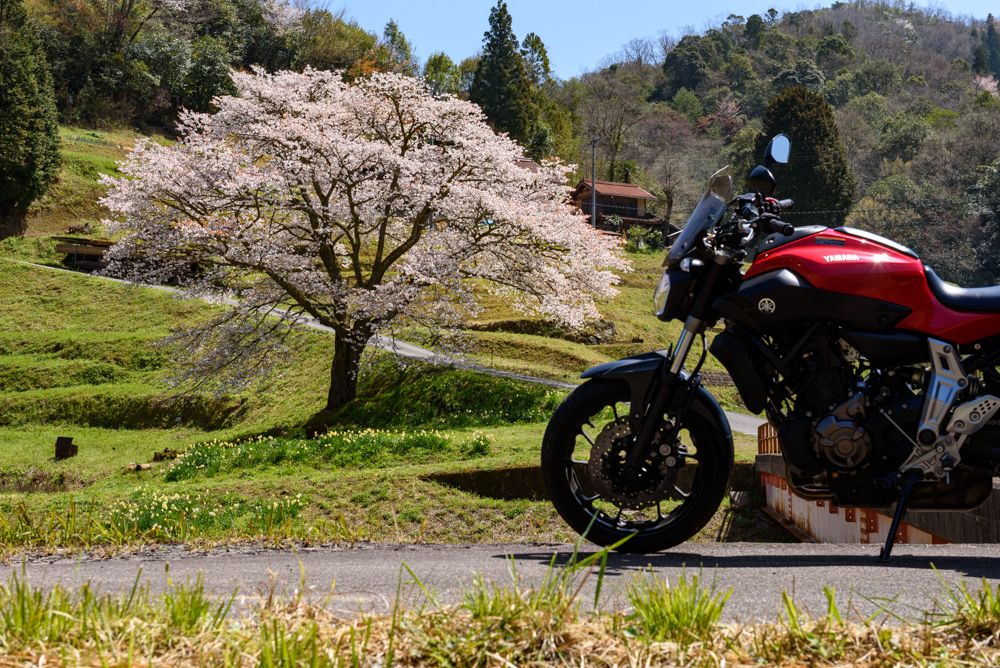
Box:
<box><xmin>574</xmin><ymin>179</ymin><xmax>657</xmax><ymax>200</ymax></box>
<box><xmin>514</xmin><ymin>159</ymin><xmax>543</xmax><ymax>173</ymax></box>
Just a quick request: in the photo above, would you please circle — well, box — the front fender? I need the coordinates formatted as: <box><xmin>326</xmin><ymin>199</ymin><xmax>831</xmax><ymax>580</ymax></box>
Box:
<box><xmin>581</xmin><ymin>350</ymin><xmax>668</xmax><ymax>412</ymax></box>
<box><xmin>580</xmin><ymin>351</ymin><xmax>733</xmax><ymax>461</ymax></box>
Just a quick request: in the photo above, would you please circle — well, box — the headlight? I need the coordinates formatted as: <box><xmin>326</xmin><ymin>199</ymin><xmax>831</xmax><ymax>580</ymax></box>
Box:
<box><xmin>652</xmin><ymin>271</ymin><xmax>671</xmax><ymax>316</ymax></box>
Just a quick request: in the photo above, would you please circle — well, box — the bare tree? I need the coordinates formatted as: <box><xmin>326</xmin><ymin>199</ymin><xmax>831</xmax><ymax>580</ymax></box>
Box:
<box><xmin>579</xmin><ymin>68</ymin><xmax>652</xmax><ymax>171</ymax></box>
<box><xmin>656</xmin><ymin>31</ymin><xmax>676</xmax><ymax>65</ymax></box>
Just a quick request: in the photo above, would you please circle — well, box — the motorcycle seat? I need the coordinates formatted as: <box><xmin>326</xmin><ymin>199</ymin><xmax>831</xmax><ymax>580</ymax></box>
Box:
<box><xmin>924</xmin><ymin>265</ymin><xmax>1000</xmax><ymax>312</ymax></box>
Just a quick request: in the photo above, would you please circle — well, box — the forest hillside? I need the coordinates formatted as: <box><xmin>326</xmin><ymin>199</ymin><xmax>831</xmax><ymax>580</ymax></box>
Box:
<box><xmin>7</xmin><ymin>0</ymin><xmax>1000</xmax><ymax>284</ymax></box>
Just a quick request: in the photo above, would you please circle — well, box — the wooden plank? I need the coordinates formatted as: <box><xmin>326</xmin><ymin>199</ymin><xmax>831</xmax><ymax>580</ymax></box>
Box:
<box><xmin>761</xmin><ymin>506</ymin><xmax>818</xmax><ymax>543</ymax></box>
<box><xmin>55</xmin><ymin>244</ymin><xmax>107</xmax><ymax>256</ymax></box>
<box><xmin>50</xmin><ymin>236</ymin><xmax>115</xmax><ymax>247</ymax></box>
<box><xmin>757</xmin><ymin>421</ymin><xmax>780</xmax><ymax>454</ymax></box>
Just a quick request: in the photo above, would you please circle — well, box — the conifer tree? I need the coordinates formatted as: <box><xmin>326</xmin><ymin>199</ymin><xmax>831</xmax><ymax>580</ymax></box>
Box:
<box><xmin>0</xmin><ymin>0</ymin><xmax>60</xmax><ymax>239</ymax></box>
<box><xmin>470</xmin><ymin>1</ymin><xmax>532</xmax><ymax>145</ymax></box>
<box><xmin>743</xmin><ymin>14</ymin><xmax>766</xmax><ymax>48</ymax></box>
<box><xmin>984</xmin><ymin>14</ymin><xmax>1000</xmax><ymax>75</ymax></box>
<box><xmin>974</xmin><ymin>43</ymin><xmax>990</xmax><ymax>74</ymax></box>
<box><xmin>754</xmin><ymin>86</ymin><xmax>856</xmax><ymax>225</ymax></box>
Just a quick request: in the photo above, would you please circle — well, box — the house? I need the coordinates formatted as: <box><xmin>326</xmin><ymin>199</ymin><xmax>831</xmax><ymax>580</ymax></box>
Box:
<box><xmin>571</xmin><ymin>179</ymin><xmax>666</xmax><ymax>233</ymax></box>
<box><xmin>513</xmin><ymin>158</ymin><xmax>543</xmax><ymax>173</ymax></box>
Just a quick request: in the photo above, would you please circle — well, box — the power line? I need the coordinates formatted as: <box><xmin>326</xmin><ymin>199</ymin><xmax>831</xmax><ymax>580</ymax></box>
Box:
<box><xmin>782</xmin><ymin>201</ymin><xmax>965</xmax><ymax>216</ymax></box>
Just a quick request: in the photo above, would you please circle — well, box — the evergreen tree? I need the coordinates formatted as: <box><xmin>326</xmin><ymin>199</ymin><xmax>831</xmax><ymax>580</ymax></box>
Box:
<box><xmin>0</xmin><ymin>0</ymin><xmax>60</xmax><ymax>239</ymax></box>
<box><xmin>974</xmin><ymin>43</ymin><xmax>990</xmax><ymax>74</ymax></box>
<box><xmin>423</xmin><ymin>52</ymin><xmax>461</xmax><ymax>96</ymax></box>
<box><xmin>470</xmin><ymin>1</ymin><xmax>533</xmax><ymax>145</ymax></box>
<box><xmin>984</xmin><ymin>14</ymin><xmax>1000</xmax><ymax>75</ymax></box>
<box><xmin>754</xmin><ymin>86</ymin><xmax>855</xmax><ymax>225</ymax></box>
<box><xmin>520</xmin><ymin>32</ymin><xmax>551</xmax><ymax>89</ymax></box>
<box><xmin>743</xmin><ymin>14</ymin><xmax>766</xmax><ymax>47</ymax></box>
<box><xmin>184</xmin><ymin>35</ymin><xmax>237</xmax><ymax>113</ymax></box>
<box><xmin>519</xmin><ymin>32</ymin><xmax>568</xmax><ymax>160</ymax></box>
<box><xmin>383</xmin><ymin>20</ymin><xmax>418</xmax><ymax>76</ymax></box>
<box><xmin>663</xmin><ymin>35</ymin><xmax>718</xmax><ymax>92</ymax></box>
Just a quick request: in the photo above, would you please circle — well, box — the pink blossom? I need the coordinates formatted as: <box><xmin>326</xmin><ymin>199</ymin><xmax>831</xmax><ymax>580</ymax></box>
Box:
<box><xmin>100</xmin><ymin>68</ymin><xmax>629</xmax><ymax>398</ymax></box>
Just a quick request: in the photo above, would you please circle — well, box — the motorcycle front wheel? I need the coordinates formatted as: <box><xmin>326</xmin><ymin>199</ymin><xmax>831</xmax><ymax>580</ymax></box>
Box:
<box><xmin>541</xmin><ymin>378</ymin><xmax>731</xmax><ymax>552</ymax></box>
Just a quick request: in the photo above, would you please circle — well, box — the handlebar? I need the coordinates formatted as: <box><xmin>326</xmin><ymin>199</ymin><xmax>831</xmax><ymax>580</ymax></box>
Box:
<box><xmin>759</xmin><ymin>215</ymin><xmax>794</xmax><ymax>236</ymax></box>
<box><xmin>725</xmin><ymin>196</ymin><xmax>796</xmax><ymax>254</ymax></box>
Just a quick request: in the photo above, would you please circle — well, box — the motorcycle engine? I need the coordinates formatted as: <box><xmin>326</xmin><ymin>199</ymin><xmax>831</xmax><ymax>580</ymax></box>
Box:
<box><xmin>813</xmin><ymin>393</ymin><xmax>871</xmax><ymax>470</ymax></box>
<box><xmin>777</xmin><ymin>333</ymin><xmax>918</xmax><ymax>505</ymax></box>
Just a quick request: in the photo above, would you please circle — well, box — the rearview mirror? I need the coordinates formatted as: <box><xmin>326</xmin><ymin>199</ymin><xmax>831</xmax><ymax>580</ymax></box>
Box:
<box><xmin>747</xmin><ymin>165</ymin><xmax>777</xmax><ymax>196</ymax></box>
<box><xmin>765</xmin><ymin>134</ymin><xmax>791</xmax><ymax>167</ymax></box>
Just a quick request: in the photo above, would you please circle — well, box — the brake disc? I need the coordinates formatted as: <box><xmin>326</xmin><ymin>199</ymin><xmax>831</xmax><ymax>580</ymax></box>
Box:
<box><xmin>587</xmin><ymin>419</ymin><xmax>680</xmax><ymax>510</ymax></box>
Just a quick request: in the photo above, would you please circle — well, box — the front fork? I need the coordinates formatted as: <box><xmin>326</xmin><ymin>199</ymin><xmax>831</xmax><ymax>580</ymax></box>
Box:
<box><xmin>623</xmin><ymin>316</ymin><xmax>707</xmax><ymax>471</ymax></box>
<box><xmin>623</xmin><ymin>253</ymin><xmax>729</xmax><ymax>471</ymax></box>
<box><xmin>669</xmin><ymin>316</ymin><xmax>706</xmax><ymax>375</ymax></box>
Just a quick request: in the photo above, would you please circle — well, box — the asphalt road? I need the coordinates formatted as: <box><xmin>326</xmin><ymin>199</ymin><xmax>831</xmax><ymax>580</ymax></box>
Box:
<box><xmin>6</xmin><ymin>542</ymin><xmax>998</xmax><ymax>622</ymax></box>
<box><xmin>3</xmin><ymin>259</ymin><xmax>767</xmax><ymax>434</ymax></box>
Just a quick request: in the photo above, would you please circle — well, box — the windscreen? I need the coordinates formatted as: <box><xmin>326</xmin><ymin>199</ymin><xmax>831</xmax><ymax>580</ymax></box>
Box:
<box><xmin>665</xmin><ymin>167</ymin><xmax>733</xmax><ymax>266</ymax></box>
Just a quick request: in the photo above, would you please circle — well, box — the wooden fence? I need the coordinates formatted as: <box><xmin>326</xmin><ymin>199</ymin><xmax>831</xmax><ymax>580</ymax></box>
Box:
<box><xmin>758</xmin><ymin>421</ymin><xmax>780</xmax><ymax>454</ymax></box>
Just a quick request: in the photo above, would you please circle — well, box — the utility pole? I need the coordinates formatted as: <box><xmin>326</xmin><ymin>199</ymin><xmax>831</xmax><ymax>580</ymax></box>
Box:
<box><xmin>590</xmin><ymin>137</ymin><xmax>598</xmax><ymax>229</ymax></box>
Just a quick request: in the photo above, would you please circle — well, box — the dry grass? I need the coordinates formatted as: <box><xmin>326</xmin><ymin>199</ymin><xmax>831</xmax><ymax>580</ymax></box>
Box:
<box><xmin>3</xmin><ymin>557</ymin><xmax>1000</xmax><ymax>667</ymax></box>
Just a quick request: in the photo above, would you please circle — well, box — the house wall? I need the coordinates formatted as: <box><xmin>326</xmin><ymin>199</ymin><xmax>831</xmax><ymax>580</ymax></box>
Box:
<box><xmin>600</xmin><ymin>196</ymin><xmax>638</xmax><ymax>218</ymax></box>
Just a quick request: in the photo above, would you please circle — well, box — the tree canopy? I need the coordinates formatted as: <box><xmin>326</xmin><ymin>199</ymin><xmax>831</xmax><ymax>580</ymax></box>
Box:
<box><xmin>756</xmin><ymin>86</ymin><xmax>856</xmax><ymax>225</ymax></box>
<box><xmin>469</xmin><ymin>1</ymin><xmax>533</xmax><ymax>145</ymax></box>
<box><xmin>0</xmin><ymin>0</ymin><xmax>60</xmax><ymax>239</ymax></box>
<box><xmin>6</xmin><ymin>0</ymin><xmax>1000</xmax><ymax>284</ymax></box>
<box><xmin>100</xmin><ymin>69</ymin><xmax>626</xmax><ymax>409</ymax></box>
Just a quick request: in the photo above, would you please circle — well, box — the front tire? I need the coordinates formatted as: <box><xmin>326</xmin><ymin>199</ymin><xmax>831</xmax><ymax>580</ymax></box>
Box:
<box><xmin>541</xmin><ymin>378</ymin><xmax>732</xmax><ymax>552</ymax></box>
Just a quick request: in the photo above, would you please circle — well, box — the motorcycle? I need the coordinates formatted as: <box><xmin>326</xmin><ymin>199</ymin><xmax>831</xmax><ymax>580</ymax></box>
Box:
<box><xmin>541</xmin><ymin>134</ymin><xmax>1000</xmax><ymax>561</ymax></box>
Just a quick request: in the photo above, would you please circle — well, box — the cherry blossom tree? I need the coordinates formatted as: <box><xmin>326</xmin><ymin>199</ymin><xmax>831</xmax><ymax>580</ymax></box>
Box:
<box><xmin>100</xmin><ymin>68</ymin><xmax>628</xmax><ymax>409</ymax></box>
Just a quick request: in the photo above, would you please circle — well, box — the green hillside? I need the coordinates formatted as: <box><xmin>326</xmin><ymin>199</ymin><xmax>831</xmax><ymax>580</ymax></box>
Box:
<box><xmin>0</xmin><ymin>118</ymin><xmax>766</xmax><ymax>551</ymax></box>
<box><xmin>0</xmin><ymin>259</ymin><xmax>764</xmax><ymax>549</ymax></box>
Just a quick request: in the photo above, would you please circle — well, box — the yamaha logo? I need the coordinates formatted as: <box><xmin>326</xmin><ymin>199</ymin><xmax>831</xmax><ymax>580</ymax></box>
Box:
<box><xmin>758</xmin><ymin>298</ymin><xmax>776</xmax><ymax>314</ymax></box>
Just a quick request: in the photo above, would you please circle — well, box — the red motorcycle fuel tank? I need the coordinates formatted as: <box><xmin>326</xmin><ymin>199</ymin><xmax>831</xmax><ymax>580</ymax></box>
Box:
<box><xmin>744</xmin><ymin>228</ymin><xmax>1000</xmax><ymax>344</ymax></box>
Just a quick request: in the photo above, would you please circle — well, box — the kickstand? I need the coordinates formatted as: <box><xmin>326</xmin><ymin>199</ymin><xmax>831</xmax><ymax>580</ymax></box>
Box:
<box><xmin>878</xmin><ymin>471</ymin><xmax>922</xmax><ymax>562</ymax></box>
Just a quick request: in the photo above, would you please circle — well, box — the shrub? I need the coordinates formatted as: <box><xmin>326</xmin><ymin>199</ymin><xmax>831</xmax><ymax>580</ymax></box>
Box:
<box><xmin>624</xmin><ymin>226</ymin><xmax>662</xmax><ymax>253</ymax></box>
<box><xmin>164</xmin><ymin>429</ymin><xmax>493</xmax><ymax>481</ymax></box>
<box><xmin>333</xmin><ymin>362</ymin><xmax>564</xmax><ymax>428</ymax></box>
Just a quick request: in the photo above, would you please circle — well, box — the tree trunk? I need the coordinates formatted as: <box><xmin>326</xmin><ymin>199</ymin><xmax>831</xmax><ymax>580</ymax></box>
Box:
<box><xmin>0</xmin><ymin>209</ymin><xmax>27</xmax><ymax>241</ymax></box>
<box><xmin>661</xmin><ymin>192</ymin><xmax>673</xmax><ymax>246</ymax></box>
<box><xmin>325</xmin><ymin>331</ymin><xmax>367</xmax><ymax>410</ymax></box>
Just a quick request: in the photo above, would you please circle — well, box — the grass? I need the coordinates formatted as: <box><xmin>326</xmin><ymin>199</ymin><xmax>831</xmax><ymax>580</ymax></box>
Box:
<box><xmin>163</xmin><ymin>430</ymin><xmax>492</xmax><ymax>481</ymax></box>
<box><xmin>0</xmin><ymin>256</ymin><xmax>767</xmax><ymax>552</ymax></box>
<box><xmin>21</xmin><ymin>126</ymin><xmax>168</xmax><ymax>238</ymax></box>
<box><xmin>106</xmin><ymin>487</ymin><xmax>306</xmax><ymax>539</ymax></box>
<box><xmin>0</xmin><ymin>554</ymin><xmax>999</xmax><ymax>666</ymax></box>
<box><xmin>460</xmin><ymin>252</ymin><xmax>740</xmax><ymax>385</ymax></box>
<box><xmin>326</xmin><ymin>358</ymin><xmax>565</xmax><ymax>427</ymax></box>
<box><xmin>0</xmin><ymin>131</ymin><xmax>765</xmax><ymax>552</ymax></box>
<box><xmin>625</xmin><ymin>569</ymin><xmax>732</xmax><ymax>646</ymax></box>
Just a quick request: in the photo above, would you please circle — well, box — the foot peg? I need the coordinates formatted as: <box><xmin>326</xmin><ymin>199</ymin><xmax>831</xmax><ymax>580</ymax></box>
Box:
<box><xmin>878</xmin><ymin>470</ymin><xmax>922</xmax><ymax>562</ymax></box>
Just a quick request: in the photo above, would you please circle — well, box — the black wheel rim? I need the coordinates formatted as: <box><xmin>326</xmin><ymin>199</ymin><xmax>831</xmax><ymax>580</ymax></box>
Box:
<box><xmin>561</xmin><ymin>393</ymin><xmax>710</xmax><ymax>537</ymax></box>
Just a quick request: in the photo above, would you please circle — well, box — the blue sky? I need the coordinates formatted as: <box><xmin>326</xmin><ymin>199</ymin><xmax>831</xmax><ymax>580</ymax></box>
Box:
<box><xmin>338</xmin><ymin>0</ymin><xmax>996</xmax><ymax>79</ymax></box>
